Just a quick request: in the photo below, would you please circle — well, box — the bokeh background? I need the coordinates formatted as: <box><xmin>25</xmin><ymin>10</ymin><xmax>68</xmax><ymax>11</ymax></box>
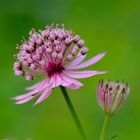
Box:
<box><xmin>0</xmin><ymin>0</ymin><xmax>140</xmax><ymax>139</ymax></box>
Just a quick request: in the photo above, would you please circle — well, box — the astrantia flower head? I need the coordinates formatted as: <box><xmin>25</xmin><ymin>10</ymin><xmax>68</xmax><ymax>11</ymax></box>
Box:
<box><xmin>13</xmin><ymin>24</ymin><xmax>106</xmax><ymax>105</ymax></box>
<box><xmin>97</xmin><ymin>80</ymin><xmax>130</xmax><ymax>116</ymax></box>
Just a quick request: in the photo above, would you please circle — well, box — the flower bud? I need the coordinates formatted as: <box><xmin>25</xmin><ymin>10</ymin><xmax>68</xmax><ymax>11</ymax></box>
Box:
<box><xmin>97</xmin><ymin>80</ymin><xmax>130</xmax><ymax>116</ymax></box>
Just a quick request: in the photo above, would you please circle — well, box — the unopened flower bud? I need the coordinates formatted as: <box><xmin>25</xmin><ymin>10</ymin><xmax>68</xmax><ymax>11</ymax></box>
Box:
<box><xmin>97</xmin><ymin>80</ymin><xmax>130</xmax><ymax>116</ymax></box>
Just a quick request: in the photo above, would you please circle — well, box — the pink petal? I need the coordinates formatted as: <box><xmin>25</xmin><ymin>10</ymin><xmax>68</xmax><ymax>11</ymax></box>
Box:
<box><xmin>26</xmin><ymin>78</ymin><xmax>49</xmax><ymax>91</ymax></box>
<box><xmin>63</xmin><ymin>70</ymin><xmax>107</xmax><ymax>79</ymax></box>
<box><xmin>66</xmin><ymin>53</ymin><xmax>86</xmax><ymax>68</ymax></box>
<box><xmin>13</xmin><ymin>78</ymin><xmax>50</xmax><ymax>100</ymax></box>
<box><xmin>26</xmin><ymin>80</ymin><xmax>44</xmax><ymax>90</ymax></box>
<box><xmin>15</xmin><ymin>96</ymin><xmax>35</xmax><ymax>104</ymax></box>
<box><xmin>67</xmin><ymin>83</ymin><xmax>83</xmax><ymax>89</ymax></box>
<box><xmin>13</xmin><ymin>77</ymin><xmax>53</xmax><ymax>104</ymax></box>
<box><xmin>66</xmin><ymin>52</ymin><xmax>106</xmax><ymax>70</ymax></box>
<box><xmin>13</xmin><ymin>91</ymin><xmax>37</xmax><ymax>101</ymax></box>
<box><xmin>34</xmin><ymin>89</ymin><xmax>52</xmax><ymax>105</ymax></box>
<box><xmin>51</xmin><ymin>73</ymin><xmax>62</xmax><ymax>88</ymax></box>
<box><xmin>59</xmin><ymin>74</ymin><xmax>72</xmax><ymax>87</ymax></box>
<box><xmin>60</xmin><ymin>73</ymin><xmax>83</xmax><ymax>89</ymax></box>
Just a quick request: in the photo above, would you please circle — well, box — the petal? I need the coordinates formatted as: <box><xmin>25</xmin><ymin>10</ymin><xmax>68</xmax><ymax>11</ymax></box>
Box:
<box><xmin>67</xmin><ymin>83</ymin><xmax>83</xmax><ymax>89</ymax></box>
<box><xmin>26</xmin><ymin>78</ymin><xmax>49</xmax><ymax>91</ymax></box>
<box><xmin>34</xmin><ymin>89</ymin><xmax>52</xmax><ymax>105</ymax></box>
<box><xmin>60</xmin><ymin>73</ymin><xmax>83</xmax><ymax>89</ymax></box>
<box><xmin>26</xmin><ymin>80</ymin><xmax>44</xmax><ymax>90</ymax></box>
<box><xmin>51</xmin><ymin>73</ymin><xmax>62</xmax><ymax>88</ymax></box>
<box><xmin>66</xmin><ymin>53</ymin><xmax>86</xmax><ymax>68</ymax></box>
<box><xmin>13</xmin><ymin>91</ymin><xmax>38</xmax><ymax>101</ymax></box>
<box><xmin>63</xmin><ymin>70</ymin><xmax>107</xmax><ymax>79</ymax></box>
<box><xmin>13</xmin><ymin>78</ymin><xmax>50</xmax><ymax>101</ymax></box>
<box><xmin>15</xmin><ymin>96</ymin><xmax>35</xmax><ymax>104</ymax></box>
<box><xmin>67</xmin><ymin>52</ymin><xmax>106</xmax><ymax>70</ymax></box>
<box><xmin>59</xmin><ymin>74</ymin><xmax>71</xmax><ymax>87</ymax></box>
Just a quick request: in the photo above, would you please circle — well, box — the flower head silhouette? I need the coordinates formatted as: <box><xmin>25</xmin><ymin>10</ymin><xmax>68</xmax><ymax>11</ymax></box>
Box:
<box><xmin>13</xmin><ymin>25</ymin><xmax>106</xmax><ymax>105</ymax></box>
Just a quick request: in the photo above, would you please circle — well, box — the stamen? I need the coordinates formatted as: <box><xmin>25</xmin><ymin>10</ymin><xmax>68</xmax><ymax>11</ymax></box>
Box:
<box><xmin>30</xmin><ymin>64</ymin><xmax>37</xmax><ymax>70</ymax></box>
<box><xmin>25</xmin><ymin>75</ymin><xmax>33</xmax><ymax>81</ymax></box>
<box><xmin>71</xmin><ymin>45</ymin><xmax>79</xmax><ymax>56</ymax></box>
<box><xmin>81</xmin><ymin>47</ymin><xmax>88</xmax><ymax>55</ymax></box>
<box><xmin>77</xmin><ymin>39</ymin><xmax>85</xmax><ymax>48</ymax></box>
<box><xmin>65</xmin><ymin>38</ymin><xmax>72</xmax><ymax>46</ymax></box>
<box><xmin>15</xmin><ymin>70</ymin><xmax>25</xmax><ymax>76</ymax></box>
<box><xmin>14</xmin><ymin>62</ymin><xmax>21</xmax><ymax>70</ymax></box>
<box><xmin>73</xmin><ymin>35</ymin><xmax>80</xmax><ymax>43</ymax></box>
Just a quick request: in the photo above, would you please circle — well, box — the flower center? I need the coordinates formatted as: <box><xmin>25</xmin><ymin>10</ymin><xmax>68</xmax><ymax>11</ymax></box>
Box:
<box><xmin>44</xmin><ymin>62</ymin><xmax>64</xmax><ymax>76</ymax></box>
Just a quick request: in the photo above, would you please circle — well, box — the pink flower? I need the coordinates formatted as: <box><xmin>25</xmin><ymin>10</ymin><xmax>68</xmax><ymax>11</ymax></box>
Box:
<box><xmin>13</xmin><ymin>25</ymin><xmax>106</xmax><ymax>105</ymax></box>
<box><xmin>97</xmin><ymin>80</ymin><xmax>130</xmax><ymax>116</ymax></box>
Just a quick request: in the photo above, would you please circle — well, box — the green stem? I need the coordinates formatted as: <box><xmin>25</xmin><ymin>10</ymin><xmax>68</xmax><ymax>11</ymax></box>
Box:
<box><xmin>99</xmin><ymin>115</ymin><xmax>110</xmax><ymax>140</ymax></box>
<box><xmin>60</xmin><ymin>86</ymin><xmax>86</xmax><ymax>140</ymax></box>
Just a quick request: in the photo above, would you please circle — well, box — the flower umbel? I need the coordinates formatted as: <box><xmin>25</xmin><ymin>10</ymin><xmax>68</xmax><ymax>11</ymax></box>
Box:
<box><xmin>97</xmin><ymin>80</ymin><xmax>130</xmax><ymax>116</ymax></box>
<box><xmin>13</xmin><ymin>24</ymin><xmax>106</xmax><ymax>105</ymax></box>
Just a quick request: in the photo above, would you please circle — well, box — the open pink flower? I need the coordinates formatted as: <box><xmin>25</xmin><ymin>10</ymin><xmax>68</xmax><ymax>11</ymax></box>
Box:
<box><xmin>13</xmin><ymin>25</ymin><xmax>106</xmax><ymax>105</ymax></box>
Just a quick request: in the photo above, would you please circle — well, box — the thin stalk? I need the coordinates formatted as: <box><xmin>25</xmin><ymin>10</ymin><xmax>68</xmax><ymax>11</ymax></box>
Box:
<box><xmin>60</xmin><ymin>86</ymin><xmax>86</xmax><ymax>140</ymax></box>
<box><xmin>99</xmin><ymin>115</ymin><xmax>110</xmax><ymax>140</ymax></box>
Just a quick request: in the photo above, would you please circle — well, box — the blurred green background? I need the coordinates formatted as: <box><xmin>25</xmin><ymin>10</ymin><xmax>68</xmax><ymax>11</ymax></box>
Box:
<box><xmin>0</xmin><ymin>0</ymin><xmax>140</xmax><ymax>139</ymax></box>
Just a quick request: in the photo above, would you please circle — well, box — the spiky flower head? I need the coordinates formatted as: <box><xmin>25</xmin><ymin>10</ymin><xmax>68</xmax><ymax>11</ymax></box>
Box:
<box><xmin>97</xmin><ymin>80</ymin><xmax>130</xmax><ymax>116</ymax></box>
<box><xmin>13</xmin><ymin>24</ymin><xmax>106</xmax><ymax>105</ymax></box>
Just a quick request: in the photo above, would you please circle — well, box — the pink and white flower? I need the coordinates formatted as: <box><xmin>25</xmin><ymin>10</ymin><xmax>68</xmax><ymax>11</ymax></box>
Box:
<box><xmin>13</xmin><ymin>25</ymin><xmax>106</xmax><ymax>105</ymax></box>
